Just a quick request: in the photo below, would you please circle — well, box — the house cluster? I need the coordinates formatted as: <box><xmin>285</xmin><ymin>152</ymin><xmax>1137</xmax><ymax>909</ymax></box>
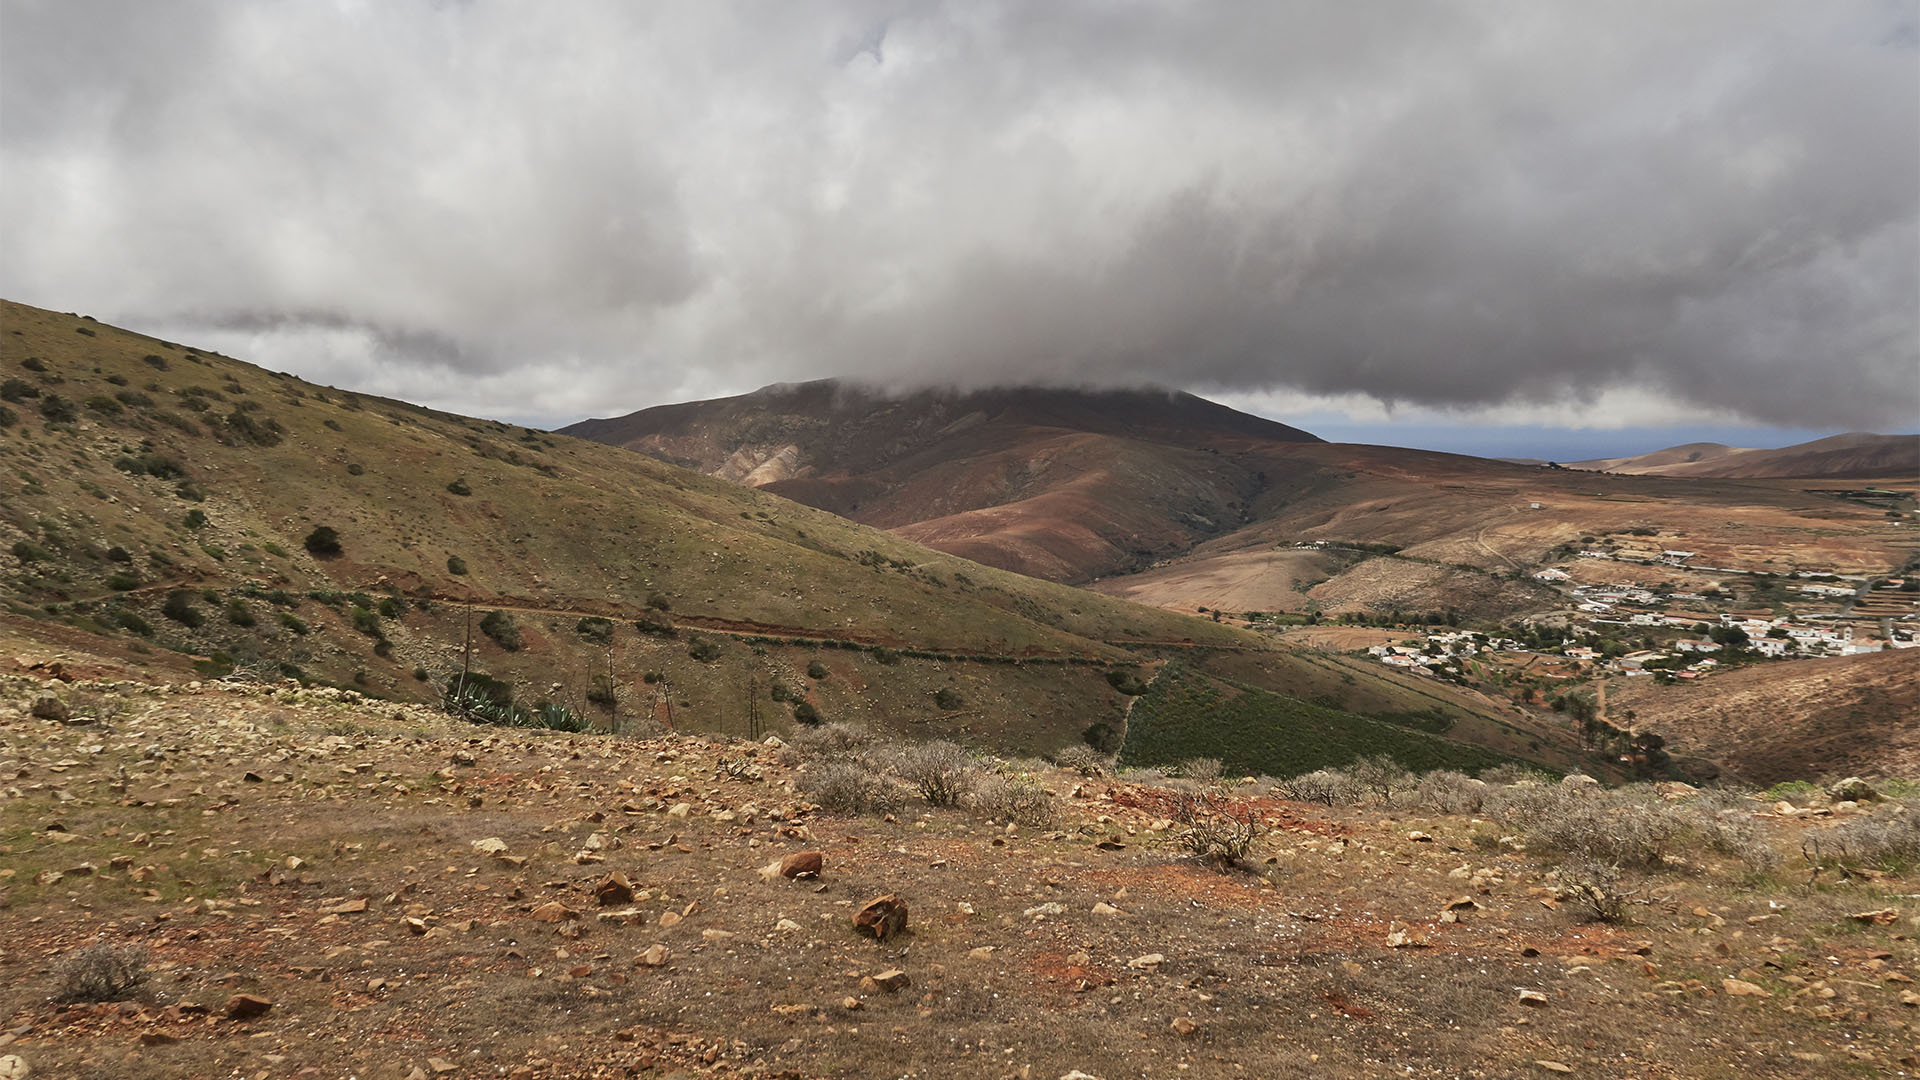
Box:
<box><xmin>1366</xmin><ymin>631</ymin><xmax>1526</xmax><ymax>672</ymax></box>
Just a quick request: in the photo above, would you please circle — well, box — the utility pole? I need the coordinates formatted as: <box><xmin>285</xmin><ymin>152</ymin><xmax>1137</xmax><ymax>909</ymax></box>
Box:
<box><xmin>455</xmin><ymin>589</ymin><xmax>474</xmax><ymax>710</ymax></box>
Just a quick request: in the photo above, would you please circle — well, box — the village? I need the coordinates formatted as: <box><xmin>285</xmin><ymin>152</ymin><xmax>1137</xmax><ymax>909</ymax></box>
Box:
<box><xmin>1355</xmin><ymin>547</ymin><xmax>1918</xmax><ymax>684</ymax></box>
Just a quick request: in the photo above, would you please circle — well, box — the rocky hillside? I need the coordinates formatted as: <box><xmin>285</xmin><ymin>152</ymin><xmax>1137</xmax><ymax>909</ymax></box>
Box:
<box><xmin>2</xmin><ymin>673</ymin><xmax>1916</xmax><ymax>1079</ymax></box>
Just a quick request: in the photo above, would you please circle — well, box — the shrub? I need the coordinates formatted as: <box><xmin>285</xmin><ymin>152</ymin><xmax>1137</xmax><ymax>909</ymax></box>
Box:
<box><xmin>278</xmin><ymin>611</ymin><xmax>308</xmax><ymax>635</ymax></box>
<box><xmin>446</xmin><ymin>554</ymin><xmax>467</xmax><ymax>575</ymax></box>
<box><xmin>0</xmin><ymin>404</ymin><xmax>13</xmax><ymax>428</ymax></box>
<box><xmin>1351</xmin><ymin>755</ymin><xmax>1416</xmax><ymax>805</ymax></box>
<box><xmin>142</xmin><ymin>353</ymin><xmax>170</xmax><ymax>370</ymax></box>
<box><xmin>345</xmin><ymin>462</ymin><xmax>364</xmax><ymax>476</ymax></box>
<box><xmin>479</xmin><ymin>609</ymin><xmax>521</xmax><ymax>650</ymax></box>
<box><xmin>973</xmin><ymin>774</ymin><xmax>1057</xmax><ymax>827</ymax></box>
<box><xmin>11</xmin><ymin>540</ymin><xmax>47</xmax><ymax>562</ymax></box>
<box><xmin>806</xmin><ymin>659</ymin><xmax>829</xmax><ymax>680</ymax></box>
<box><xmin>161</xmin><ymin>590</ymin><xmax>202</xmax><ymax>627</ymax></box>
<box><xmin>788</xmin><ymin>722</ymin><xmax>878</xmax><ymax>759</ymax></box>
<box><xmin>85</xmin><ymin>394</ymin><xmax>123</xmax><ymax>415</ymax></box>
<box><xmin>225</xmin><ymin>599</ymin><xmax>256</xmax><ymax>627</ymax></box>
<box><xmin>350</xmin><ymin>606</ymin><xmax>382</xmax><ymax>637</ymax></box>
<box><xmin>107</xmin><ymin>573</ymin><xmax>140</xmax><ymax>591</ymax></box>
<box><xmin>933</xmin><ymin>687</ymin><xmax>965</xmax><ymax>710</ymax></box>
<box><xmin>1171</xmin><ymin>789</ymin><xmax>1259</xmax><ymax>870</ymax></box>
<box><xmin>645</xmin><ymin>592</ymin><xmax>672</xmax><ymax>611</ymax></box>
<box><xmin>39</xmin><ymin>395</ymin><xmax>78</xmax><ymax>423</ymax></box>
<box><xmin>802</xmin><ymin>761</ymin><xmax>905</xmax><ymax>816</ymax></box>
<box><xmin>1806</xmin><ymin>802</ymin><xmax>1920</xmax><ymax>873</ymax></box>
<box><xmin>586</xmin><ymin>674</ymin><xmax>616</xmax><ymax>706</ymax></box>
<box><xmin>303</xmin><ymin>525</ymin><xmax>342</xmax><ymax>557</ymax></box>
<box><xmin>1413</xmin><ymin>770</ymin><xmax>1486</xmax><ymax>814</ymax></box>
<box><xmin>686</xmin><ymin>636</ymin><xmax>721</xmax><ymax>662</ymax></box>
<box><xmin>634</xmin><ymin>614</ymin><xmax>676</xmax><ymax>637</ymax></box>
<box><xmin>53</xmin><ymin>942</ymin><xmax>151</xmax><ymax>1003</ymax></box>
<box><xmin>1553</xmin><ymin>860</ymin><xmax>1632</xmax><ymax>923</ymax></box>
<box><xmin>183</xmin><ymin>509</ymin><xmax>208</xmax><ymax>530</ymax></box>
<box><xmin>1053</xmin><ymin>745</ymin><xmax>1111</xmax><ymax>777</ymax></box>
<box><xmin>1278</xmin><ymin>768</ymin><xmax>1363</xmax><ymax>806</ymax></box>
<box><xmin>378</xmin><ymin>595</ymin><xmax>406</xmax><ymax>618</ymax></box>
<box><xmin>893</xmin><ymin>740</ymin><xmax>981</xmax><ymax>807</ymax></box>
<box><xmin>1106</xmin><ymin>668</ymin><xmax>1150</xmax><ymax>695</ymax></box>
<box><xmin>446</xmin><ymin>477</ymin><xmax>472</xmax><ymax>496</ymax></box>
<box><xmin>106</xmin><ymin>546</ymin><xmax>131</xmax><ymax>562</ymax></box>
<box><xmin>575</xmin><ymin>616</ymin><xmax>614</xmax><ymax>644</ymax></box>
<box><xmin>1178</xmin><ymin>757</ymin><xmax>1224</xmax><ymax>782</ymax></box>
<box><xmin>791</xmin><ymin>701</ymin><xmax>822</xmax><ymax>726</ymax></box>
<box><xmin>0</xmin><ymin>377</ymin><xmax>38</xmax><ymax>402</ymax></box>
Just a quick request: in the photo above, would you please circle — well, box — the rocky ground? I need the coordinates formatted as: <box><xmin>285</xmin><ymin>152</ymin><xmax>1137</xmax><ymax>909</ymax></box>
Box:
<box><xmin>1</xmin><ymin>671</ymin><xmax>1916</xmax><ymax>1080</ymax></box>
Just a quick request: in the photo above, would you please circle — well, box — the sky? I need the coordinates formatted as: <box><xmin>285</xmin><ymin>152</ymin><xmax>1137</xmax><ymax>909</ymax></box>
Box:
<box><xmin>2</xmin><ymin>1</ymin><xmax>1916</xmax><ymax>461</ymax></box>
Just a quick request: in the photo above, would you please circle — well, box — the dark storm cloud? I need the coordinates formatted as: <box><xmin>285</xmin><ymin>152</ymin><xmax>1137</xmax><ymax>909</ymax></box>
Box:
<box><xmin>2</xmin><ymin>1</ymin><xmax>1914</xmax><ymax>429</ymax></box>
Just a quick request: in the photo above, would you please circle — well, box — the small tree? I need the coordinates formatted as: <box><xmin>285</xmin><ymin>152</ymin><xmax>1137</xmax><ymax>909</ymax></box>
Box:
<box><xmin>303</xmin><ymin>525</ymin><xmax>342</xmax><ymax>558</ymax></box>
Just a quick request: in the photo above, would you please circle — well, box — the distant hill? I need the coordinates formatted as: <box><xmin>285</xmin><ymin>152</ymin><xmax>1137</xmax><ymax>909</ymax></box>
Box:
<box><xmin>566</xmin><ymin>380</ymin><xmax>1321</xmax><ymax>583</ymax></box>
<box><xmin>570</xmin><ymin>383</ymin><xmax>1914</xmax><ymax>624</ymax></box>
<box><xmin>1</xmin><ymin>299</ymin><xmax>1537</xmax><ymax>766</ymax></box>
<box><xmin>1571</xmin><ymin>433</ymin><xmax>1919</xmax><ymax>479</ymax></box>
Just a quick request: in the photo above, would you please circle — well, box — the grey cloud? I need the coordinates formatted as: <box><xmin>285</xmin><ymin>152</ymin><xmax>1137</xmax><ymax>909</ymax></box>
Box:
<box><xmin>1</xmin><ymin>0</ymin><xmax>1914</xmax><ymax>430</ymax></box>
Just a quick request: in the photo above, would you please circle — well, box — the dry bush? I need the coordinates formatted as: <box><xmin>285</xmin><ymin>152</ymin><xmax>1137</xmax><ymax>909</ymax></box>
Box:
<box><xmin>1178</xmin><ymin>757</ymin><xmax>1224</xmax><ymax>782</ymax></box>
<box><xmin>1697</xmin><ymin>808</ymin><xmax>1782</xmax><ymax>873</ymax></box>
<box><xmin>1052</xmin><ymin>745</ymin><xmax>1111</xmax><ymax>777</ymax></box>
<box><xmin>1480</xmin><ymin>763</ymin><xmax>1555</xmax><ymax>786</ymax></box>
<box><xmin>1412</xmin><ymin>770</ymin><xmax>1486</xmax><ymax>814</ymax></box>
<box><xmin>801</xmin><ymin>760</ymin><xmax>905</xmax><ymax>816</ymax></box>
<box><xmin>786</xmin><ymin>721</ymin><xmax>880</xmax><ymax>760</ymax></box>
<box><xmin>1552</xmin><ymin>860</ymin><xmax>1632</xmax><ymax>923</ymax></box>
<box><xmin>1350</xmin><ymin>755</ymin><xmax>1416</xmax><ymax>806</ymax></box>
<box><xmin>1497</xmin><ymin>786</ymin><xmax>1689</xmax><ymax>870</ymax></box>
<box><xmin>53</xmin><ymin>942</ymin><xmax>150</xmax><ymax>1003</ymax></box>
<box><xmin>1171</xmin><ymin>790</ymin><xmax>1259</xmax><ymax>870</ymax></box>
<box><xmin>1279</xmin><ymin>768</ymin><xmax>1363</xmax><ymax>807</ymax></box>
<box><xmin>1805</xmin><ymin>801</ymin><xmax>1920</xmax><ymax>873</ymax></box>
<box><xmin>973</xmin><ymin>773</ymin><xmax>1057</xmax><ymax>828</ymax></box>
<box><xmin>892</xmin><ymin>740</ymin><xmax>983</xmax><ymax>807</ymax></box>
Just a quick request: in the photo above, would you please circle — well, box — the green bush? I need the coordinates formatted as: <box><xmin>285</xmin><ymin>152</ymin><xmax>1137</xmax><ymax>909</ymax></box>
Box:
<box><xmin>39</xmin><ymin>395</ymin><xmax>78</xmax><ymax>423</ymax></box>
<box><xmin>183</xmin><ymin>509</ymin><xmax>208</xmax><ymax>530</ymax></box>
<box><xmin>446</xmin><ymin>554</ymin><xmax>468</xmax><ymax>575</ymax></box>
<box><xmin>933</xmin><ymin>687</ymin><xmax>965</xmax><ymax>710</ymax></box>
<box><xmin>225</xmin><ymin>599</ymin><xmax>256</xmax><ymax>627</ymax></box>
<box><xmin>11</xmin><ymin>540</ymin><xmax>47</xmax><ymax>562</ymax></box>
<box><xmin>278</xmin><ymin>611</ymin><xmax>308</xmax><ymax>635</ymax></box>
<box><xmin>446</xmin><ymin>477</ymin><xmax>472</xmax><ymax>496</ymax></box>
<box><xmin>303</xmin><ymin>525</ymin><xmax>342</xmax><ymax>557</ymax></box>
<box><xmin>806</xmin><ymin>659</ymin><xmax>829</xmax><ymax>680</ymax></box>
<box><xmin>161</xmin><ymin>591</ymin><xmax>202</xmax><ymax>627</ymax></box>
<box><xmin>350</xmin><ymin>606</ymin><xmax>382</xmax><ymax>637</ymax></box>
<box><xmin>377</xmin><ymin>596</ymin><xmax>406</xmax><ymax>619</ymax></box>
<box><xmin>0</xmin><ymin>377</ymin><xmax>38</xmax><ymax>402</ymax></box>
<box><xmin>686</xmin><ymin>636</ymin><xmax>722</xmax><ymax>662</ymax></box>
<box><xmin>479</xmin><ymin>609</ymin><xmax>522</xmax><ymax>650</ymax></box>
<box><xmin>792</xmin><ymin>701</ymin><xmax>822</xmax><ymax>726</ymax></box>
<box><xmin>114</xmin><ymin>609</ymin><xmax>153</xmax><ymax>636</ymax></box>
<box><xmin>575</xmin><ymin>616</ymin><xmax>614</xmax><ymax>644</ymax></box>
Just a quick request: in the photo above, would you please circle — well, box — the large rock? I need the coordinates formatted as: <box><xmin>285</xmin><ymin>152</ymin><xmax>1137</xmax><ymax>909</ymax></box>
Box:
<box><xmin>853</xmin><ymin>893</ymin><xmax>908</xmax><ymax>940</ymax></box>
<box><xmin>593</xmin><ymin>872</ymin><xmax>635</xmax><ymax>907</ymax></box>
<box><xmin>1828</xmin><ymin>777</ymin><xmax>1880</xmax><ymax>803</ymax></box>
<box><xmin>0</xmin><ymin>1054</ymin><xmax>28</xmax><ymax>1079</ymax></box>
<box><xmin>778</xmin><ymin>851</ymin><xmax>823</xmax><ymax>879</ymax></box>
<box><xmin>29</xmin><ymin>695</ymin><xmax>68</xmax><ymax>722</ymax></box>
<box><xmin>224</xmin><ymin>994</ymin><xmax>273</xmax><ymax>1020</ymax></box>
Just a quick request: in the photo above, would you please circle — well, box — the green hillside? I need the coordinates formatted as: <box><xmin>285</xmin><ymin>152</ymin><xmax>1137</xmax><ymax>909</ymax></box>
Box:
<box><xmin>0</xmin><ymin>299</ymin><xmax>1543</xmax><ymax>762</ymax></box>
<box><xmin>1120</xmin><ymin>661</ymin><xmax>1525</xmax><ymax>778</ymax></box>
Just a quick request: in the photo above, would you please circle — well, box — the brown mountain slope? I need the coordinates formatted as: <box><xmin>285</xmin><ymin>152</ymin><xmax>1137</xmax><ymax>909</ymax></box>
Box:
<box><xmin>1606</xmin><ymin>649</ymin><xmax>1920</xmax><ymax>784</ymax></box>
<box><xmin>569</xmin><ymin>385</ymin><xmax>1916</xmax><ymax>618</ymax></box>
<box><xmin>1573</xmin><ymin>432</ymin><xmax>1919</xmax><ymax>479</ymax></box>
<box><xmin>566</xmin><ymin>380</ymin><xmax>1318</xmax><ymax>582</ymax></box>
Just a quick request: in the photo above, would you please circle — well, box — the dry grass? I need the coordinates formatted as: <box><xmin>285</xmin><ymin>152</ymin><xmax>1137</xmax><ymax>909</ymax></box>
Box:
<box><xmin>3</xmin><ymin>673</ymin><xmax>1918</xmax><ymax>1080</ymax></box>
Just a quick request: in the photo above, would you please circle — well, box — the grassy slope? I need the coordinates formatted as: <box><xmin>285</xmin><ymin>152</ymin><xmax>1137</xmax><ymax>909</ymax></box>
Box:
<box><xmin>0</xmin><ymin>298</ymin><xmax>1543</xmax><ymax>763</ymax></box>
<box><xmin>1120</xmin><ymin>661</ymin><xmax>1527</xmax><ymax>778</ymax></box>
